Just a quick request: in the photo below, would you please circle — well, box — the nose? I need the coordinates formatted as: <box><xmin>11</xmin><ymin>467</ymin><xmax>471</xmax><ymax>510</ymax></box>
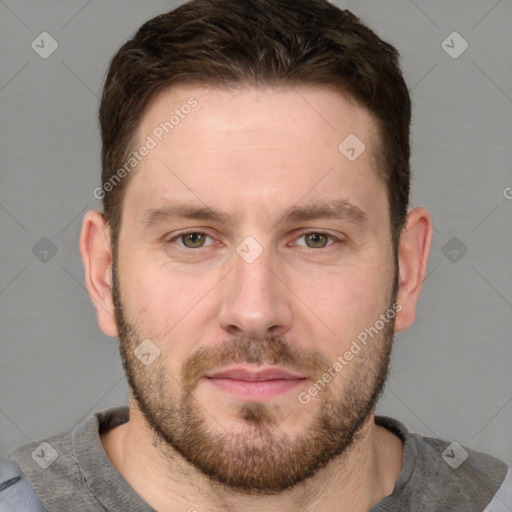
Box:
<box><xmin>218</xmin><ymin>248</ymin><xmax>293</xmax><ymax>339</ymax></box>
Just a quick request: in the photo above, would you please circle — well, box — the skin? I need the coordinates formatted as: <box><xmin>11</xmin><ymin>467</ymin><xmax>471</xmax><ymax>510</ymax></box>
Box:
<box><xmin>80</xmin><ymin>84</ymin><xmax>432</xmax><ymax>512</ymax></box>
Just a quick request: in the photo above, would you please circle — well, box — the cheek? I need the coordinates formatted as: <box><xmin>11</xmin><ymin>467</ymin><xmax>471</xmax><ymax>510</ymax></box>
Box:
<box><xmin>119</xmin><ymin>252</ymin><xmax>219</xmax><ymax>344</ymax></box>
<box><xmin>292</xmin><ymin>260</ymin><xmax>392</xmax><ymax>351</ymax></box>
<box><xmin>117</xmin><ymin>250</ymin><xmax>178</xmax><ymax>335</ymax></box>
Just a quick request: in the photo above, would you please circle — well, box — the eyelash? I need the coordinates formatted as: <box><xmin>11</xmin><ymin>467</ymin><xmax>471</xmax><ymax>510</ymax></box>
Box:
<box><xmin>165</xmin><ymin>229</ymin><xmax>342</xmax><ymax>250</ymax></box>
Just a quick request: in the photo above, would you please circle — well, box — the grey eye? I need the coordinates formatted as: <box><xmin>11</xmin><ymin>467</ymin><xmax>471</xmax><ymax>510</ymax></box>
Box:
<box><xmin>181</xmin><ymin>232</ymin><xmax>207</xmax><ymax>248</ymax></box>
<box><xmin>304</xmin><ymin>233</ymin><xmax>329</xmax><ymax>248</ymax></box>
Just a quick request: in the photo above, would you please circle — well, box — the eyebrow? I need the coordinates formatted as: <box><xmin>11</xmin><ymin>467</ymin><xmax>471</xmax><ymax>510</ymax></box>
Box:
<box><xmin>141</xmin><ymin>204</ymin><xmax>227</xmax><ymax>229</ymax></box>
<box><xmin>140</xmin><ymin>199</ymin><xmax>368</xmax><ymax>230</ymax></box>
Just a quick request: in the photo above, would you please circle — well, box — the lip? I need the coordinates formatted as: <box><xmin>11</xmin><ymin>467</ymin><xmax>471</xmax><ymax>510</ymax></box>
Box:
<box><xmin>205</xmin><ymin>364</ymin><xmax>305</xmax><ymax>381</ymax></box>
<box><xmin>203</xmin><ymin>365</ymin><xmax>307</xmax><ymax>401</ymax></box>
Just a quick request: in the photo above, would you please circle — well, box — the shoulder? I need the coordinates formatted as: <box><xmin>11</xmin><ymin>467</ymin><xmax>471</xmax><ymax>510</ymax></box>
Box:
<box><xmin>5</xmin><ymin>407</ymin><xmax>130</xmax><ymax>511</ymax></box>
<box><xmin>375</xmin><ymin>416</ymin><xmax>510</xmax><ymax>511</ymax></box>
<box><xmin>6</xmin><ymin>422</ymin><xmax>93</xmax><ymax>510</ymax></box>
<box><xmin>409</xmin><ymin>431</ymin><xmax>509</xmax><ymax>510</ymax></box>
<box><xmin>483</xmin><ymin>467</ymin><xmax>512</xmax><ymax>511</ymax></box>
<box><xmin>414</xmin><ymin>432</ymin><xmax>507</xmax><ymax>478</ymax></box>
<box><xmin>0</xmin><ymin>458</ymin><xmax>46</xmax><ymax>511</ymax></box>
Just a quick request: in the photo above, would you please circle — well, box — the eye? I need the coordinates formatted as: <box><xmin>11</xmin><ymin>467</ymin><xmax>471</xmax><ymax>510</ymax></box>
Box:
<box><xmin>168</xmin><ymin>231</ymin><xmax>214</xmax><ymax>249</ymax></box>
<box><xmin>295</xmin><ymin>232</ymin><xmax>338</xmax><ymax>249</ymax></box>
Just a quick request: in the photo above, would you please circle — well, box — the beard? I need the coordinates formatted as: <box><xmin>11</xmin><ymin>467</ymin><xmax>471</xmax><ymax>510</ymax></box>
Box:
<box><xmin>111</xmin><ymin>259</ymin><xmax>396</xmax><ymax>495</ymax></box>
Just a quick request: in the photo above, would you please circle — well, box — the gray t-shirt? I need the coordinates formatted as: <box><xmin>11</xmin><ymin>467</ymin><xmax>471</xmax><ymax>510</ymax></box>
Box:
<box><xmin>2</xmin><ymin>406</ymin><xmax>511</xmax><ymax>511</ymax></box>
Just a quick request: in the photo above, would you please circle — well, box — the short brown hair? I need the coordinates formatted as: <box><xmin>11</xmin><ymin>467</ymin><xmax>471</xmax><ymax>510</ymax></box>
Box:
<box><xmin>99</xmin><ymin>0</ymin><xmax>411</xmax><ymax>252</ymax></box>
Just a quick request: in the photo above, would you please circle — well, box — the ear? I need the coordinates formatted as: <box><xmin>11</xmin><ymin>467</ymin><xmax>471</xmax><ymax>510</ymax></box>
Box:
<box><xmin>79</xmin><ymin>210</ymin><xmax>118</xmax><ymax>338</ymax></box>
<box><xmin>394</xmin><ymin>207</ymin><xmax>433</xmax><ymax>333</ymax></box>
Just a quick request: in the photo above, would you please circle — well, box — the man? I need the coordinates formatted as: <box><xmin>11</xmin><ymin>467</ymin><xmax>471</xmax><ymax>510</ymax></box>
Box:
<box><xmin>1</xmin><ymin>0</ymin><xmax>510</xmax><ymax>510</ymax></box>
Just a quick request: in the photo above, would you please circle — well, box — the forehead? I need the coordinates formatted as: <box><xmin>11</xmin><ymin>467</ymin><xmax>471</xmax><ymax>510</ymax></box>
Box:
<box><xmin>122</xmin><ymin>84</ymin><xmax>386</xmax><ymax>228</ymax></box>
<box><xmin>138</xmin><ymin>83</ymin><xmax>380</xmax><ymax>154</ymax></box>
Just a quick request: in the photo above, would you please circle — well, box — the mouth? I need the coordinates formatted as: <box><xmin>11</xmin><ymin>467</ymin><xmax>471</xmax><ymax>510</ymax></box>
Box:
<box><xmin>203</xmin><ymin>365</ymin><xmax>308</xmax><ymax>401</ymax></box>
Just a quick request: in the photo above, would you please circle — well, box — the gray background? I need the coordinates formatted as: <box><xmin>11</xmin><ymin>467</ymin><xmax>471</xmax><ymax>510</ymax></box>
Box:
<box><xmin>1</xmin><ymin>0</ymin><xmax>511</xmax><ymax>466</ymax></box>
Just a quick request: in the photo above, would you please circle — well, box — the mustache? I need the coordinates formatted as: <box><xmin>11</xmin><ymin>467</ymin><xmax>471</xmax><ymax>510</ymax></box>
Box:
<box><xmin>180</xmin><ymin>335</ymin><xmax>330</xmax><ymax>391</ymax></box>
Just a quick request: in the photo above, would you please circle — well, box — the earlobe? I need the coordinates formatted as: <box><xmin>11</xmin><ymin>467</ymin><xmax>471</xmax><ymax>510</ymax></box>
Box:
<box><xmin>394</xmin><ymin>207</ymin><xmax>433</xmax><ymax>333</ymax></box>
<box><xmin>79</xmin><ymin>210</ymin><xmax>119</xmax><ymax>338</ymax></box>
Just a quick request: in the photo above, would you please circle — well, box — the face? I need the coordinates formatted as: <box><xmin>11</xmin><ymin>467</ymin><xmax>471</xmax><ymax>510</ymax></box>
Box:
<box><xmin>111</xmin><ymin>85</ymin><xmax>398</xmax><ymax>493</ymax></box>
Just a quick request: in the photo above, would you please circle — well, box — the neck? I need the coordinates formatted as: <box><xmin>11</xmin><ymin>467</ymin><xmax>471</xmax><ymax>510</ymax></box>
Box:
<box><xmin>101</xmin><ymin>403</ymin><xmax>403</xmax><ymax>512</ymax></box>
